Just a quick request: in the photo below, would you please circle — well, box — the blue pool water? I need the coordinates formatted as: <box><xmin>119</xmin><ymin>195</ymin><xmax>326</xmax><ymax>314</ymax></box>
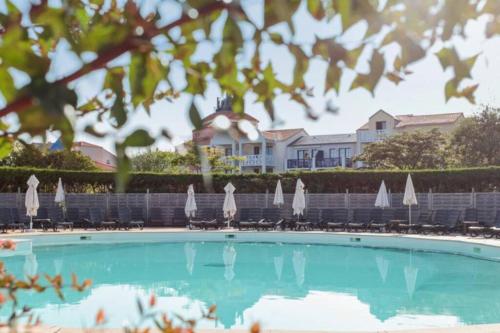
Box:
<box><xmin>2</xmin><ymin>241</ymin><xmax>500</xmax><ymax>331</ymax></box>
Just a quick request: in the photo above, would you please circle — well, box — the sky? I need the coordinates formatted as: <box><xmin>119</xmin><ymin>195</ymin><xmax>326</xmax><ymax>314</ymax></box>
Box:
<box><xmin>3</xmin><ymin>0</ymin><xmax>500</xmax><ymax>152</ymax></box>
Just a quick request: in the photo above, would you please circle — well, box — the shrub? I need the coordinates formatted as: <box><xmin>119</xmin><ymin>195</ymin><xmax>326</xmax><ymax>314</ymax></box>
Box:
<box><xmin>0</xmin><ymin>166</ymin><xmax>499</xmax><ymax>193</ymax></box>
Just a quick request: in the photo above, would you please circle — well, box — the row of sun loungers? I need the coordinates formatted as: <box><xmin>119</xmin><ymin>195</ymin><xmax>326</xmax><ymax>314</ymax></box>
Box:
<box><xmin>1</xmin><ymin>205</ymin><xmax>500</xmax><ymax>238</ymax></box>
<box><xmin>0</xmin><ymin>207</ymin><xmax>144</xmax><ymax>232</ymax></box>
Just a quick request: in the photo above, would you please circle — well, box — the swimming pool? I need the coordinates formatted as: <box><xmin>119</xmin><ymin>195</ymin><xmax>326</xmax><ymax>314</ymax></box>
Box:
<box><xmin>3</xmin><ymin>233</ymin><xmax>500</xmax><ymax>331</ymax></box>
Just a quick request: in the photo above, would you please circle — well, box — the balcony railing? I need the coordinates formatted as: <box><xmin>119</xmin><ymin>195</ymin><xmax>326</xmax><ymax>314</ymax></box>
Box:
<box><xmin>221</xmin><ymin>154</ymin><xmax>274</xmax><ymax>167</ymax></box>
<box><xmin>287</xmin><ymin>158</ymin><xmax>353</xmax><ymax>169</ymax></box>
<box><xmin>358</xmin><ymin>130</ymin><xmax>389</xmax><ymax>143</ymax></box>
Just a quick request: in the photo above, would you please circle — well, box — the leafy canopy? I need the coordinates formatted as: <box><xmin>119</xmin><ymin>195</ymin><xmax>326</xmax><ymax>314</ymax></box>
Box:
<box><xmin>354</xmin><ymin>129</ymin><xmax>451</xmax><ymax>169</ymax></box>
<box><xmin>451</xmin><ymin>105</ymin><xmax>500</xmax><ymax>167</ymax></box>
<box><xmin>0</xmin><ymin>0</ymin><xmax>498</xmax><ymax>189</ymax></box>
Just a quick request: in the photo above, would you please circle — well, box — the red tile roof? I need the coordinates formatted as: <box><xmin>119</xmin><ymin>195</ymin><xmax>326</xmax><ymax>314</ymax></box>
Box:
<box><xmin>395</xmin><ymin>113</ymin><xmax>464</xmax><ymax>128</ymax></box>
<box><xmin>357</xmin><ymin>112</ymin><xmax>464</xmax><ymax>130</ymax></box>
<box><xmin>202</xmin><ymin>111</ymin><xmax>259</xmax><ymax>125</ymax></box>
<box><xmin>262</xmin><ymin>128</ymin><xmax>305</xmax><ymax>141</ymax></box>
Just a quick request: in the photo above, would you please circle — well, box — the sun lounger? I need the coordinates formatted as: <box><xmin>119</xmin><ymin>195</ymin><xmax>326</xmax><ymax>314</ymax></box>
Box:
<box><xmin>204</xmin><ymin>209</ymin><xmax>227</xmax><ymax>229</ymax></box>
<box><xmin>257</xmin><ymin>208</ymin><xmax>283</xmax><ymax>230</ymax></box>
<box><xmin>171</xmin><ymin>208</ymin><xmax>187</xmax><ymax>227</ymax></box>
<box><xmin>149</xmin><ymin>208</ymin><xmax>165</xmax><ymax>227</ymax></box>
<box><xmin>0</xmin><ymin>208</ymin><xmax>12</xmax><ymax>232</ymax></box>
<box><xmin>295</xmin><ymin>209</ymin><xmax>320</xmax><ymax>231</ymax></box>
<box><xmin>435</xmin><ymin>210</ymin><xmax>461</xmax><ymax>234</ymax></box>
<box><xmin>368</xmin><ymin>208</ymin><xmax>394</xmax><ymax>232</ymax></box>
<box><xmin>237</xmin><ymin>208</ymin><xmax>263</xmax><ymax>230</ymax></box>
<box><xmin>32</xmin><ymin>208</ymin><xmax>54</xmax><ymax>231</ymax></box>
<box><xmin>117</xmin><ymin>207</ymin><xmax>144</xmax><ymax>230</ymax></box>
<box><xmin>48</xmin><ymin>207</ymin><xmax>74</xmax><ymax>231</ymax></box>
<box><xmin>188</xmin><ymin>208</ymin><xmax>216</xmax><ymax>230</ymax></box>
<box><xmin>322</xmin><ymin>208</ymin><xmax>348</xmax><ymax>231</ymax></box>
<box><xmin>461</xmin><ymin>208</ymin><xmax>480</xmax><ymax>235</ymax></box>
<box><xmin>386</xmin><ymin>208</ymin><xmax>409</xmax><ymax>233</ymax></box>
<box><xmin>84</xmin><ymin>207</ymin><xmax>116</xmax><ymax>230</ymax></box>
<box><xmin>347</xmin><ymin>209</ymin><xmax>371</xmax><ymax>232</ymax></box>
<box><xmin>469</xmin><ymin>210</ymin><xmax>500</xmax><ymax>238</ymax></box>
<box><xmin>420</xmin><ymin>210</ymin><xmax>449</xmax><ymax>234</ymax></box>
<box><xmin>66</xmin><ymin>208</ymin><xmax>83</xmax><ymax>228</ymax></box>
<box><xmin>5</xmin><ymin>208</ymin><xmax>26</xmax><ymax>232</ymax></box>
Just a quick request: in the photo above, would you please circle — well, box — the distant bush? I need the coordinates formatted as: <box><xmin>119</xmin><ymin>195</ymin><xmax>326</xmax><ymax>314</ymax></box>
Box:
<box><xmin>0</xmin><ymin>166</ymin><xmax>499</xmax><ymax>193</ymax></box>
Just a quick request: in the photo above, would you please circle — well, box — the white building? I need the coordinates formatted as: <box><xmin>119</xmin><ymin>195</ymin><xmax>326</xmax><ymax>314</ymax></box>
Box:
<box><xmin>193</xmin><ymin>97</ymin><xmax>465</xmax><ymax>173</ymax></box>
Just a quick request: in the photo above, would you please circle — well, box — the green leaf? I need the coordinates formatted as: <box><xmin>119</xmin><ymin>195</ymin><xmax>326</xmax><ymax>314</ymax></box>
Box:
<box><xmin>0</xmin><ymin>67</ymin><xmax>16</xmax><ymax>103</ymax></box>
<box><xmin>123</xmin><ymin>129</ymin><xmax>155</xmax><ymax>147</ymax></box>
<box><xmin>307</xmin><ymin>0</ymin><xmax>326</xmax><ymax>20</ymax></box>
<box><xmin>0</xmin><ymin>137</ymin><xmax>12</xmax><ymax>159</ymax></box>
<box><xmin>189</xmin><ymin>100</ymin><xmax>203</xmax><ymax>130</ymax></box>
<box><xmin>325</xmin><ymin>63</ymin><xmax>341</xmax><ymax>94</ymax></box>
<box><xmin>350</xmin><ymin>50</ymin><xmax>385</xmax><ymax>95</ymax></box>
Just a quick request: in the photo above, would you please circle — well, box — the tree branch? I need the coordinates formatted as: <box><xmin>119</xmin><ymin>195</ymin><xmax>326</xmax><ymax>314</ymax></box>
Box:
<box><xmin>0</xmin><ymin>1</ymin><xmax>228</xmax><ymax>118</ymax></box>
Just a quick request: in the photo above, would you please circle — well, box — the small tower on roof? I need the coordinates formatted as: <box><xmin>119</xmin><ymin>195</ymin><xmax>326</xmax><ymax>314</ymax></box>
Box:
<box><xmin>215</xmin><ymin>95</ymin><xmax>233</xmax><ymax>112</ymax></box>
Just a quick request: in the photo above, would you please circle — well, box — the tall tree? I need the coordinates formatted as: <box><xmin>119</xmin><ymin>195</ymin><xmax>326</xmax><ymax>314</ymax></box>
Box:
<box><xmin>354</xmin><ymin>129</ymin><xmax>450</xmax><ymax>169</ymax></box>
<box><xmin>451</xmin><ymin>105</ymin><xmax>500</xmax><ymax>166</ymax></box>
<box><xmin>0</xmin><ymin>143</ymin><xmax>96</xmax><ymax>170</ymax></box>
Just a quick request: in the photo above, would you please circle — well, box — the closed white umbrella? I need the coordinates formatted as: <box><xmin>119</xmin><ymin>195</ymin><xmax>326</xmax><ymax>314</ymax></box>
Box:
<box><xmin>292</xmin><ymin>179</ymin><xmax>306</xmax><ymax>217</ymax></box>
<box><xmin>54</xmin><ymin>177</ymin><xmax>65</xmax><ymax>207</ymax></box>
<box><xmin>184</xmin><ymin>184</ymin><xmax>197</xmax><ymax>218</ymax></box>
<box><xmin>273</xmin><ymin>180</ymin><xmax>284</xmax><ymax>207</ymax></box>
<box><xmin>223</xmin><ymin>182</ymin><xmax>237</xmax><ymax>228</ymax></box>
<box><xmin>25</xmin><ymin>175</ymin><xmax>40</xmax><ymax>231</ymax></box>
<box><xmin>403</xmin><ymin>174</ymin><xmax>418</xmax><ymax>226</ymax></box>
<box><xmin>375</xmin><ymin>180</ymin><xmax>390</xmax><ymax>208</ymax></box>
<box><xmin>292</xmin><ymin>250</ymin><xmax>306</xmax><ymax>286</ymax></box>
<box><xmin>223</xmin><ymin>244</ymin><xmax>237</xmax><ymax>282</ymax></box>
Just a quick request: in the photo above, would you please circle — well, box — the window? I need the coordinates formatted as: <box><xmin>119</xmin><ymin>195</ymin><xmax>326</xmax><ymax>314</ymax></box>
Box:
<box><xmin>297</xmin><ymin>150</ymin><xmax>308</xmax><ymax>159</ymax></box>
<box><xmin>376</xmin><ymin>121</ymin><xmax>387</xmax><ymax>130</ymax></box>
<box><xmin>266</xmin><ymin>145</ymin><xmax>273</xmax><ymax>155</ymax></box>
<box><xmin>339</xmin><ymin>148</ymin><xmax>352</xmax><ymax>158</ymax></box>
<box><xmin>106</xmin><ymin>160</ymin><xmax>110</xmax><ymax>165</ymax></box>
<box><xmin>315</xmin><ymin>150</ymin><xmax>324</xmax><ymax>160</ymax></box>
<box><xmin>224</xmin><ymin>147</ymin><xmax>232</xmax><ymax>156</ymax></box>
<box><xmin>329</xmin><ymin>148</ymin><xmax>337</xmax><ymax>158</ymax></box>
<box><xmin>253</xmin><ymin>146</ymin><xmax>260</xmax><ymax>155</ymax></box>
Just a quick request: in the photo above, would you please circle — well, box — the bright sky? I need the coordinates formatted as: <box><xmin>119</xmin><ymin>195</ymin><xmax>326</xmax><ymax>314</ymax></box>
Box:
<box><xmin>4</xmin><ymin>0</ymin><xmax>500</xmax><ymax>152</ymax></box>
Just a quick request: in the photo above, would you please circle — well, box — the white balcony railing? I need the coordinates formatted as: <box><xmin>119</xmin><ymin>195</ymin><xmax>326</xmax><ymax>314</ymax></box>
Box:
<box><xmin>221</xmin><ymin>154</ymin><xmax>274</xmax><ymax>167</ymax></box>
<box><xmin>358</xmin><ymin>130</ymin><xmax>389</xmax><ymax>143</ymax></box>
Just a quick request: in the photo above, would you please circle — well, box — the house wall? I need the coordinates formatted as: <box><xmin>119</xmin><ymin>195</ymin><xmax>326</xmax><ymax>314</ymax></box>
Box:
<box><xmin>73</xmin><ymin>146</ymin><xmax>117</xmax><ymax>169</ymax></box>
<box><xmin>286</xmin><ymin>143</ymin><xmax>357</xmax><ymax>160</ymax></box>
<box><xmin>273</xmin><ymin>130</ymin><xmax>308</xmax><ymax>172</ymax></box>
<box><xmin>365</xmin><ymin>111</ymin><xmax>396</xmax><ymax>134</ymax></box>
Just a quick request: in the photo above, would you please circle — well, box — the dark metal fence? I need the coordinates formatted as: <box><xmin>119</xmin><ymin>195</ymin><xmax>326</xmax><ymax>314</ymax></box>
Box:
<box><xmin>1</xmin><ymin>190</ymin><xmax>499</xmax><ymax>225</ymax></box>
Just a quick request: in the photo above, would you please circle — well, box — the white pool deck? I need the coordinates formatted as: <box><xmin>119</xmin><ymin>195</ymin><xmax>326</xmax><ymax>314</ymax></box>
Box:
<box><xmin>3</xmin><ymin>228</ymin><xmax>500</xmax><ymax>333</ymax></box>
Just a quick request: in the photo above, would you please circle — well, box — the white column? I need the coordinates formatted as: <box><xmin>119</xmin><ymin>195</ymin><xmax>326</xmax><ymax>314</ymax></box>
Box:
<box><xmin>231</xmin><ymin>141</ymin><xmax>236</xmax><ymax>172</ymax></box>
<box><xmin>311</xmin><ymin>149</ymin><xmax>316</xmax><ymax>170</ymax></box>
<box><xmin>238</xmin><ymin>141</ymin><xmax>242</xmax><ymax>172</ymax></box>
<box><xmin>261</xmin><ymin>138</ymin><xmax>266</xmax><ymax>173</ymax></box>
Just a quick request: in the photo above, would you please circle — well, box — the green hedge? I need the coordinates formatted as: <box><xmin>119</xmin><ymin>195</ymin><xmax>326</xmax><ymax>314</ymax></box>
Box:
<box><xmin>0</xmin><ymin>166</ymin><xmax>499</xmax><ymax>193</ymax></box>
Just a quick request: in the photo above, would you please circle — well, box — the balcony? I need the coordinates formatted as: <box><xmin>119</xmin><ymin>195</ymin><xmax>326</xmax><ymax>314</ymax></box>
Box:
<box><xmin>287</xmin><ymin>158</ymin><xmax>353</xmax><ymax>169</ymax></box>
<box><xmin>358</xmin><ymin>130</ymin><xmax>389</xmax><ymax>143</ymax></box>
<box><xmin>241</xmin><ymin>154</ymin><xmax>274</xmax><ymax>167</ymax></box>
<box><xmin>221</xmin><ymin>154</ymin><xmax>274</xmax><ymax>167</ymax></box>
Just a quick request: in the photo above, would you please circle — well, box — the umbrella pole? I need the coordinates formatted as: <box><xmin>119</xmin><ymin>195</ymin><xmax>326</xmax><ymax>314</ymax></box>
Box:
<box><xmin>409</xmin><ymin>205</ymin><xmax>412</xmax><ymax>227</ymax></box>
<box><xmin>30</xmin><ymin>216</ymin><xmax>33</xmax><ymax>231</ymax></box>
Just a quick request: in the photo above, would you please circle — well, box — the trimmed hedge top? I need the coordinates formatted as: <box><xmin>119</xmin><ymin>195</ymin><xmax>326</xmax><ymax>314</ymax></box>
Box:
<box><xmin>0</xmin><ymin>166</ymin><xmax>499</xmax><ymax>193</ymax></box>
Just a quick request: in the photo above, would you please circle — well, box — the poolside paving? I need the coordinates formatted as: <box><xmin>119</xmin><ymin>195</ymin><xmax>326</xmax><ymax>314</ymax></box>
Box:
<box><xmin>3</xmin><ymin>227</ymin><xmax>500</xmax><ymax>249</ymax></box>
